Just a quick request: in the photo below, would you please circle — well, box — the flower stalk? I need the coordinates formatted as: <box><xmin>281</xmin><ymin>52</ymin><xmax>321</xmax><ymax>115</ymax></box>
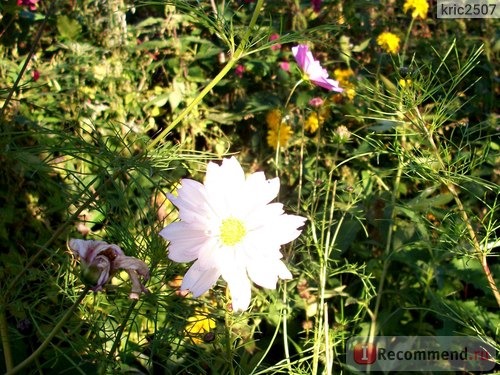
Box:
<box><xmin>414</xmin><ymin>110</ymin><xmax>500</xmax><ymax>307</ymax></box>
<box><xmin>146</xmin><ymin>0</ymin><xmax>265</xmax><ymax>150</ymax></box>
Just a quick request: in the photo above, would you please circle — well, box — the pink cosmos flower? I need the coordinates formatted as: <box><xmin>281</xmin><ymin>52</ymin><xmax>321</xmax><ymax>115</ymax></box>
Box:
<box><xmin>279</xmin><ymin>61</ymin><xmax>290</xmax><ymax>72</ymax></box>
<box><xmin>269</xmin><ymin>33</ymin><xmax>281</xmax><ymax>51</ymax></box>
<box><xmin>292</xmin><ymin>44</ymin><xmax>343</xmax><ymax>92</ymax></box>
<box><xmin>69</xmin><ymin>239</ymin><xmax>150</xmax><ymax>299</ymax></box>
<box><xmin>17</xmin><ymin>0</ymin><xmax>38</xmax><ymax>11</ymax></box>
<box><xmin>309</xmin><ymin>97</ymin><xmax>324</xmax><ymax>107</ymax></box>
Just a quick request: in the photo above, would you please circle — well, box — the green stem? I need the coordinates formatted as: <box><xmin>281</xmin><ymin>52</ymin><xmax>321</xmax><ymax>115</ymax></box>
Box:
<box><xmin>6</xmin><ymin>287</ymin><xmax>90</xmax><ymax>375</ymax></box>
<box><xmin>281</xmin><ymin>283</ymin><xmax>292</xmax><ymax>372</ymax></box>
<box><xmin>368</xmin><ymin>128</ymin><xmax>405</xmax><ymax>344</ymax></box>
<box><xmin>400</xmin><ymin>17</ymin><xmax>415</xmax><ymax>67</ymax></box>
<box><xmin>99</xmin><ymin>299</ymin><xmax>139</xmax><ymax>374</ymax></box>
<box><xmin>146</xmin><ymin>0</ymin><xmax>265</xmax><ymax>151</ymax></box>
<box><xmin>0</xmin><ymin>308</ymin><xmax>13</xmax><ymax>371</ymax></box>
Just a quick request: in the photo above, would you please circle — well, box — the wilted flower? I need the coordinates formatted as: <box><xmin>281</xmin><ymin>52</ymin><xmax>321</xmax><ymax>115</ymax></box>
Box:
<box><xmin>403</xmin><ymin>0</ymin><xmax>429</xmax><ymax>19</ymax></box>
<box><xmin>69</xmin><ymin>239</ymin><xmax>149</xmax><ymax>299</ymax></box>
<box><xmin>160</xmin><ymin>157</ymin><xmax>306</xmax><ymax>311</ymax></box>
<box><xmin>376</xmin><ymin>32</ymin><xmax>401</xmax><ymax>54</ymax></box>
<box><xmin>17</xmin><ymin>0</ymin><xmax>38</xmax><ymax>11</ymax></box>
<box><xmin>292</xmin><ymin>44</ymin><xmax>343</xmax><ymax>92</ymax></box>
<box><xmin>185</xmin><ymin>307</ymin><xmax>216</xmax><ymax>344</ymax></box>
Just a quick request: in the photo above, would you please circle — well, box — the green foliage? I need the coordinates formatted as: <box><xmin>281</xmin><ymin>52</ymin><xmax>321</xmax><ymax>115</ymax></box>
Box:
<box><xmin>0</xmin><ymin>0</ymin><xmax>498</xmax><ymax>374</ymax></box>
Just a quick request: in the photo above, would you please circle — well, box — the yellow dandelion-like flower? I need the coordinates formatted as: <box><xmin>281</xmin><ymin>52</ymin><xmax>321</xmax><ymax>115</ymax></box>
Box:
<box><xmin>266</xmin><ymin>109</ymin><xmax>282</xmax><ymax>130</ymax></box>
<box><xmin>376</xmin><ymin>32</ymin><xmax>401</xmax><ymax>54</ymax></box>
<box><xmin>334</xmin><ymin>68</ymin><xmax>356</xmax><ymax>100</ymax></box>
<box><xmin>185</xmin><ymin>307</ymin><xmax>216</xmax><ymax>344</ymax></box>
<box><xmin>403</xmin><ymin>0</ymin><xmax>429</xmax><ymax>19</ymax></box>
<box><xmin>267</xmin><ymin>123</ymin><xmax>293</xmax><ymax>149</ymax></box>
<box><xmin>304</xmin><ymin>113</ymin><xmax>320</xmax><ymax>133</ymax></box>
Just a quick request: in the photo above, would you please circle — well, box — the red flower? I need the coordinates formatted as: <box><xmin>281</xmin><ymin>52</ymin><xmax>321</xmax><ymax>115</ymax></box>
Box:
<box><xmin>312</xmin><ymin>0</ymin><xmax>322</xmax><ymax>13</ymax></box>
<box><xmin>235</xmin><ymin>64</ymin><xmax>245</xmax><ymax>78</ymax></box>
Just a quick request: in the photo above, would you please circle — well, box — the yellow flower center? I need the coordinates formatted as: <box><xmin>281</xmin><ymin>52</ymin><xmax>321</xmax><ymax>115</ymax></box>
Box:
<box><xmin>219</xmin><ymin>217</ymin><xmax>247</xmax><ymax>246</ymax></box>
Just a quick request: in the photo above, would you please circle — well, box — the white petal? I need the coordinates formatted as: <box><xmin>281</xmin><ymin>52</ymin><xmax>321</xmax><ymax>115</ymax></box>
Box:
<box><xmin>222</xmin><ymin>266</ymin><xmax>252</xmax><ymax>311</ymax></box>
<box><xmin>253</xmin><ymin>213</ymin><xmax>306</xmax><ymax>247</ymax></box>
<box><xmin>246</xmin><ymin>258</ymin><xmax>292</xmax><ymax>289</ymax></box>
<box><xmin>238</xmin><ymin>174</ymin><xmax>280</xmax><ymax>216</ymax></box>
<box><xmin>237</xmin><ymin>229</ymin><xmax>283</xmax><ymax>260</ymax></box>
<box><xmin>169</xmin><ymin>179</ymin><xmax>213</xmax><ymax>223</ymax></box>
<box><xmin>181</xmin><ymin>262</ymin><xmax>221</xmax><ymax>297</ymax></box>
<box><xmin>204</xmin><ymin>157</ymin><xmax>246</xmax><ymax>216</ymax></box>
<box><xmin>195</xmin><ymin>237</ymin><xmax>220</xmax><ymax>269</ymax></box>
<box><xmin>245</xmin><ymin>202</ymin><xmax>284</xmax><ymax>229</ymax></box>
<box><xmin>160</xmin><ymin>222</ymin><xmax>210</xmax><ymax>262</ymax></box>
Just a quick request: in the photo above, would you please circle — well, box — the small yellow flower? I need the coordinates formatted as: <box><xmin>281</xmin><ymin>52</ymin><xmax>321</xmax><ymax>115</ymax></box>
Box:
<box><xmin>333</xmin><ymin>68</ymin><xmax>356</xmax><ymax>100</ymax></box>
<box><xmin>304</xmin><ymin>113</ymin><xmax>320</xmax><ymax>133</ymax></box>
<box><xmin>399</xmin><ymin>78</ymin><xmax>412</xmax><ymax>88</ymax></box>
<box><xmin>266</xmin><ymin>109</ymin><xmax>282</xmax><ymax>130</ymax></box>
<box><xmin>267</xmin><ymin>122</ymin><xmax>293</xmax><ymax>149</ymax></box>
<box><xmin>403</xmin><ymin>0</ymin><xmax>429</xmax><ymax>19</ymax></box>
<box><xmin>185</xmin><ymin>307</ymin><xmax>216</xmax><ymax>345</ymax></box>
<box><xmin>376</xmin><ymin>32</ymin><xmax>401</xmax><ymax>54</ymax></box>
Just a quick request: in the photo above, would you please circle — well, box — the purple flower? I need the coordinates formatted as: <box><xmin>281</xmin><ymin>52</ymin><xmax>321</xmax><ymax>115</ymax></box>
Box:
<box><xmin>292</xmin><ymin>44</ymin><xmax>343</xmax><ymax>92</ymax></box>
<box><xmin>69</xmin><ymin>239</ymin><xmax>149</xmax><ymax>299</ymax></box>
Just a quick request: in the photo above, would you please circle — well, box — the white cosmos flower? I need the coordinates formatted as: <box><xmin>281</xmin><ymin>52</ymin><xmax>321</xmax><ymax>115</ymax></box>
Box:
<box><xmin>160</xmin><ymin>157</ymin><xmax>306</xmax><ymax>311</ymax></box>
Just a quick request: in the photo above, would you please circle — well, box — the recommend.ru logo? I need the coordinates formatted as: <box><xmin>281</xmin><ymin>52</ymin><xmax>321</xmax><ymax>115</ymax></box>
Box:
<box><xmin>346</xmin><ymin>336</ymin><xmax>496</xmax><ymax>372</ymax></box>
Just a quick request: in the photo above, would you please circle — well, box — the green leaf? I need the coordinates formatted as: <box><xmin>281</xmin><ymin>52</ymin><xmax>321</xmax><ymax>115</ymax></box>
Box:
<box><xmin>352</xmin><ymin>38</ymin><xmax>371</xmax><ymax>53</ymax></box>
<box><xmin>56</xmin><ymin>15</ymin><xmax>82</xmax><ymax>41</ymax></box>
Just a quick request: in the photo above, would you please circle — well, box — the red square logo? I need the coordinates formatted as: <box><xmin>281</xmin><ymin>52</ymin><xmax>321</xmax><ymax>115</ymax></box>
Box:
<box><xmin>353</xmin><ymin>343</ymin><xmax>377</xmax><ymax>364</ymax></box>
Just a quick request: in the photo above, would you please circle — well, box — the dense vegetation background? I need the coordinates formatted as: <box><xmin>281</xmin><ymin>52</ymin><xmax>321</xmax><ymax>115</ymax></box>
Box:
<box><xmin>0</xmin><ymin>0</ymin><xmax>498</xmax><ymax>373</ymax></box>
